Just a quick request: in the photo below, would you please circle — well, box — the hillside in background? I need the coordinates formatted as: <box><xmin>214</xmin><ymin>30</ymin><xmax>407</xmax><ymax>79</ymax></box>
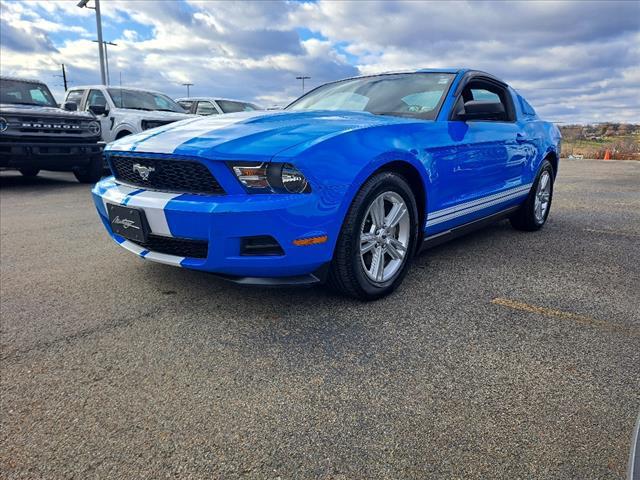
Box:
<box><xmin>559</xmin><ymin>123</ymin><xmax>640</xmax><ymax>160</ymax></box>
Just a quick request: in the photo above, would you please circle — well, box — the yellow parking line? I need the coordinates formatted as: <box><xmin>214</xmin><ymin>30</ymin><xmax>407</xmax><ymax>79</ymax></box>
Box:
<box><xmin>491</xmin><ymin>298</ymin><xmax>639</xmax><ymax>337</ymax></box>
<box><xmin>584</xmin><ymin>228</ymin><xmax>640</xmax><ymax>237</ymax></box>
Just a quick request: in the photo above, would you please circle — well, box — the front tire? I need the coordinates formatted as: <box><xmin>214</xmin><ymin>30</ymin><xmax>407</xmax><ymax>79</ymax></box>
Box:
<box><xmin>328</xmin><ymin>172</ymin><xmax>419</xmax><ymax>300</ymax></box>
<box><xmin>19</xmin><ymin>167</ymin><xmax>40</xmax><ymax>177</ymax></box>
<box><xmin>73</xmin><ymin>156</ymin><xmax>103</xmax><ymax>184</ymax></box>
<box><xmin>510</xmin><ymin>159</ymin><xmax>554</xmax><ymax>231</ymax></box>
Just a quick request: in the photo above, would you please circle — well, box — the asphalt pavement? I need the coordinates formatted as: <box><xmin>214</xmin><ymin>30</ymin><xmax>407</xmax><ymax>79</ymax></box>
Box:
<box><xmin>1</xmin><ymin>159</ymin><xmax>639</xmax><ymax>479</ymax></box>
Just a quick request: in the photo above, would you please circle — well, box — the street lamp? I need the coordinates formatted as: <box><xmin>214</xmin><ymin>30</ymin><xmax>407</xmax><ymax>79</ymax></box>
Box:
<box><xmin>296</xmin><ymin>75</ymin><xmax>311</xmax><ymax>94</ymax></box>
<box><xmin>77</xmin><ymin>0</ymin><xmax>107</xmax><ymax>85</ymax></box>
<box><xmin>92</xmin><ymin>40</ymin><xmax>118</xmax><ymax>85</ymax></box>
<box><xmin>182</xmin><ymin>83</ymin><xmax>194</xmax><ymax>97</ymax></box>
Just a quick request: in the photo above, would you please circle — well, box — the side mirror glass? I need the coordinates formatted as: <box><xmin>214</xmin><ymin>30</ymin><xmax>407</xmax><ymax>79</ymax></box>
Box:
<box><xmin>88</xmin><ymin>104</ymin><xmax>108</xmax><ymax>116</ymax></box>
<box><xmin>63</xmin><ymin>101</ymin><xmax>78</xmax><ymax>112</ymax></box>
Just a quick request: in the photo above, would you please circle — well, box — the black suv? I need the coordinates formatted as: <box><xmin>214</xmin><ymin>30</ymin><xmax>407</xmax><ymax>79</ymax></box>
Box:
<box><xmin>0</xmin><ymin>76</ymin><xmax>104</xmax><ymax>183</ymax></box>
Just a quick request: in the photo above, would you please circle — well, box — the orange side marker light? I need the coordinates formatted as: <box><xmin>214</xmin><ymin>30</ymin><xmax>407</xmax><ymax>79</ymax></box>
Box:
<box><xmin>293</xmin><ymin>235</ymin><xmax>328</xmax><ymax>246</ymax></box>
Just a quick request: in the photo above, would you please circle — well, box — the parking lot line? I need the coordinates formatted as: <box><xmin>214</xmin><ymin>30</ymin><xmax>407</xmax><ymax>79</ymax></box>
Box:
<box><xmin>491</xmin><ymin>297</ymin><xmax>639</xmax><ymax>337</ymax></box>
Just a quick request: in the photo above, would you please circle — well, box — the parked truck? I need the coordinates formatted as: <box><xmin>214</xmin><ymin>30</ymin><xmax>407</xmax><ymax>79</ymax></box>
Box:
<box><xmin>0</xmin><ymin>76</ymin><xmax>104</xmax><ymax>183</ymax></box>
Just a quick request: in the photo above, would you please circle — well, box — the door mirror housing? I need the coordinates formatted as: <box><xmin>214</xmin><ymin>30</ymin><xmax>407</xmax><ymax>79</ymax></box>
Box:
<box><xmin>456</xmin><ymin>100</ymin><xmax>505</xmax><ymax>121</ymax></box>
<box><xmin>63</xmin><ymin>101</ymin><xmax>78</xmax><ymax>112</ymax></box>
<box><xmin>88</xmin><ymin>104</ymin><xmax>108</xmax><ymax>116</ymax></box>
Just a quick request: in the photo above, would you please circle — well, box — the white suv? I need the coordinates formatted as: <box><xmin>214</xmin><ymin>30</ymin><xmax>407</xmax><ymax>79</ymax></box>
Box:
<box><xmin>63</xmin><ymin>86</ymin><xmax>194</xmax><ymax>143</ymax></box>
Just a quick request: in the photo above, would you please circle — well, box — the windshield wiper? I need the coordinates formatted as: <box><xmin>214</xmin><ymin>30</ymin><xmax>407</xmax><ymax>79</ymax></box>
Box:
<box><xmin>154</xmin><ymin>108</ymin><xmax>180</xmax><ymax>112</ymax></box>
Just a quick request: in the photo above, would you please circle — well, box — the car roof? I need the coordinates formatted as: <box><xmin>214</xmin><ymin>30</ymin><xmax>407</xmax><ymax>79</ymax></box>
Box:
<box><xmin>175</xmin><ymin>97</ymin><xmax>257</xmax><ymax>104</ymax></box>
<box><xmin>0</xmin><ymin>75</ymin><xmax>45</xmax><ymax>85</ymax></box>
<box><xmin>68</xmin><ymin>85</ymin><xmax>169</xmax><ymax>96</ymax></box>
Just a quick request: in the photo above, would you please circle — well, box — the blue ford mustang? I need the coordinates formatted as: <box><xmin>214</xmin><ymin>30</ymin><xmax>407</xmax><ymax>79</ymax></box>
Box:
<box><xmin>92</xmin><ymin>69</ymin><xmax>561</xmax><ymax>300</ymax></box>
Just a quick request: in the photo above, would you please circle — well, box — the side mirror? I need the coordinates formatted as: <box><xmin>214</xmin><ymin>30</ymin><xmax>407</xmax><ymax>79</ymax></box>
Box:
<box><xmin>63</xmin><ymin>101</ymin><xmax>78</xmax><ymax>111</ymax></box>
<box><xmin>457</xmin><ymin>100</ymin><xmax>505</xmax><ymax>121</ymax></box>
<box><xmin>88</xmin><ymin>104</ymin><xmax>108</xmax><ymax>116</ymax></box>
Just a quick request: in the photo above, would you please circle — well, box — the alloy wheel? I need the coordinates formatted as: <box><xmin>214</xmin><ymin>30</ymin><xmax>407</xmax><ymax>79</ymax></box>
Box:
<box><xmin>359</xmin><ymin>191</ymin><xmax>410</xmax><ymax>283</ymax></box>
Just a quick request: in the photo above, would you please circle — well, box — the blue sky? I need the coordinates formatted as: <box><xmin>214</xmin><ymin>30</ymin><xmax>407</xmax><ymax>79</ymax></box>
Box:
<box><xmin>1</xmin><ymin>0</ymin><xmax>638</xmax><ymax>123</ymax></box>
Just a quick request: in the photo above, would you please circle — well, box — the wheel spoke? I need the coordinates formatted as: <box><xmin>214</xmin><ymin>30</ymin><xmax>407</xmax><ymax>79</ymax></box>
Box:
<box><xmin>370</xmin><ymin>197</ymin><xmax>385</xmax><ymax>228</ymax></box>
<box><xmin>389</xmin><ymin>237</ymin><xmax>407</xmax><ymax>252</ymax></box>
<box><xmin>385</xmin><ymin>203</ymin><xmax>407</xmax><ymax>228</ymax></box>
<box><xmin>540</xmin><ymin>173</ymin><xmax>549</xmax><ymax>189</ymax></box>
<box><xmin>369</xmin><ymin>247</ymin><xmax>385</xmax><ymax>281</ymax></box>
<box><xmin>360</xmin><ymin>238</ymin><xmax>376</xmax><ymax>254</ymax></box>
<box><xmin>386</xmin><ymin>242</ymin><xmax>404</xmax><ymax>260</ymax></box>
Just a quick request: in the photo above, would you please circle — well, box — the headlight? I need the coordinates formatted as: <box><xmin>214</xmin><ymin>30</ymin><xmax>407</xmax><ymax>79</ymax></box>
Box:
<box><xmin>229</xmin><ymin>162</ymin><xmax>310</xmax><ymax>194</ymax></box>
<box><xmin>88</xmin><ymin>121</ymin><xmax>101</xmax><ymax>135</ymax></box>
<box><xmin>0</xmin><ymin>117</ymin><xmax>7</xmax><ymax>133</ymax></box>
<box><xmin>141</xmin><ymin>120</ymin><xmax>170</xmax><ymax>131</ymax></box>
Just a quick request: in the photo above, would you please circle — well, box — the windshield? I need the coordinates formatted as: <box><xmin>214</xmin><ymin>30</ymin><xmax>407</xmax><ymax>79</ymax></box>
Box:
<box><xmin>286</xmin><ymin>73</ymin><xmax>454</xmax><ymax>120</ymax></box>
<box><xmin>0</xmin><ymin>79</ymin><xmax>57</xmax><ymax>107</ymax></box>
<box><xmin>217</xmin><ymin>100</ymin><xmax>259</xmax><ymax>113</ymax></box>
<box><xmin>107</xmin><ymin>88</ymin><xmax>186</xmax><ymax>113</ymax></box>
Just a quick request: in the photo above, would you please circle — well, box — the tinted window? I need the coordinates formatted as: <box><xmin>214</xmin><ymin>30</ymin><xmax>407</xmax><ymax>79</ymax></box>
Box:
<box><xmin>196</xmin><ymin>101</ymin><xmax>218</xmax><ymax>115</ymax></box>
<box><xmin>471</xmin><ymin>88</ymin><xmax>500</xmax><ymax>102</ymax></box>
<box><xmin>65</xmin><ymin>90</ymin><xmax>85</xmax><ymax>106</ymax></box>
<box><xmin>178</xmin><ymin>100</ymin><xmax>194</xmax><ymax>110</ymax></box>
<box><xmin>107</xmin><ymin>89</ymin><xmax>185</xmax><ymax>113</ymax></box>
<box><xmin>287</xmin><ymin>73</ymin><xmax>454</xmax><ymax>120</ymax></box>
<box><xmin>0</xmin><ymin>79</ymin><xmax>57</xmax><ymax>107</ymax></box>
<box><xmin>86</xmin><ymin>89</ymin><xmax>107</xmax><ymax>109</ymax></box>
<box><xmin>217</xmin><ymin>100</ymin><xmax>258</xmax><ymax>113</ymax></box>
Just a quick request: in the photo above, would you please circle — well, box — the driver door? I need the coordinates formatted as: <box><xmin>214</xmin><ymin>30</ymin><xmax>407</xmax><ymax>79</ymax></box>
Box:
<box><xmin>85</xmin><ymin>89</ymin><xmax>112</xmax><ymax>142</ymax></box>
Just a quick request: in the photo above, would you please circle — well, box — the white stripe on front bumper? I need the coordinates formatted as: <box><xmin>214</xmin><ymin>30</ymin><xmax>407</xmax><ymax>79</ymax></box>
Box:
<box><xmin>125</xmin><ymin>190</ymin><xmax>182</xmax><ymax>237</ymax></box>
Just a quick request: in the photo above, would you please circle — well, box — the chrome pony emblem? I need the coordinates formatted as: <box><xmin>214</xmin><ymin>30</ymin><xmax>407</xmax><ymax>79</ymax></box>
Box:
<box><xmin>132</xmin><ymin>163</ymin><xmax>155</xmax><ymax>180</ymax></box>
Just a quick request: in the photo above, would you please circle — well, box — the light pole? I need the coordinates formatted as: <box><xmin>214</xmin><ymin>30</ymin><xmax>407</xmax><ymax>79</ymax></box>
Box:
<box><xmin>92</xmin><ymin>40</ymin><xmax>118</xmax><ymax>85</ymax></box>
<box><xmin>296</xmin><ymin>75</ymin><xmax>311</xmax><ymax>94</ymax></box>
<box><xmin>77</xmin><ymin>0</ymin><xmax>106</xmax><ymax>85</ymax></box>
<box><xmin>182</xmin><ymin>83</ymin><xmax>194</xmax><ymax>97</ymax></box>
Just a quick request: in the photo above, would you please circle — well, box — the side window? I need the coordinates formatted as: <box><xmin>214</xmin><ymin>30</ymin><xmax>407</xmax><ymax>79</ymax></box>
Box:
<box><xmin>65</xmin><ymin>90</ymin><xmax>85</xmax><ymax>106</ymax></box>
<box><xmin>455</xmin><ymin>79</ymin><xmax>513</xmax><ymax>122</ymax></box>
<box><xmin>196</xmin><ymin>101</ymin><xmax>218</xmax><ymax>115</ymax></box>
<box><xmin>470</xmin><ymin>88</ymin><xmax>500</xmax><ymax>103</ymax></box>
<box><xmin>178</xmin><ymin>100</ymin><xmax>194</xmax><ymax>111</ymax></box>
<box><xmin>86</xmin><ymin>89</ymin><xmax>107</xmax><ymax>109</ymax></box>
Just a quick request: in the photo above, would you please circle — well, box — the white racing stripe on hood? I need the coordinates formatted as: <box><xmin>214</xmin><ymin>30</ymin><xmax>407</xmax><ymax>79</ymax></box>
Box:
<box><xmin>129</xmin><ymin>110</ymin><xmax>270</xmax><ymax>154</ymax></box>
<box><xmin>125</xmin><ymin>190</ymin><xmax>182</xmax><ymax>236</ymax></box>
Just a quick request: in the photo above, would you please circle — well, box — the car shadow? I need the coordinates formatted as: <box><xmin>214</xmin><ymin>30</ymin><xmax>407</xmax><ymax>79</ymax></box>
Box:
<box><xmin>0</xmin><ymin>171</ymin><xmax>86</xmax><ymax>191</ymax></box>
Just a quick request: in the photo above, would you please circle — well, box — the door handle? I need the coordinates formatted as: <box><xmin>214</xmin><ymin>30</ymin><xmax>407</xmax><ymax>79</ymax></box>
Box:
<box><xmin>516</xmin><ymin>133</ymin><xmax>528</xmax><ymax>143</ymax></box>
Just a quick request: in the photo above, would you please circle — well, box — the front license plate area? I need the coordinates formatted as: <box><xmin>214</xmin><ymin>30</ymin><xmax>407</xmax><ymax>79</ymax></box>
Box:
<box><xmin>107</xmin><ymin>203</ymin><xmax>149</xmax><ymax>243</ymax></box>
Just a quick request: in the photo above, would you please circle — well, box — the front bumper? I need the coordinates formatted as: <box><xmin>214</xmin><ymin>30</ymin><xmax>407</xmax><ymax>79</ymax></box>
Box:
<box><xmin>0</xmin><ymin>140</ymin><xmax>104</xmax><ymax>170</ymax></box>
<box><xmin>92</xmin><ymin>177</ymin><xmax>337</xmax><ymax>280</ymax></box>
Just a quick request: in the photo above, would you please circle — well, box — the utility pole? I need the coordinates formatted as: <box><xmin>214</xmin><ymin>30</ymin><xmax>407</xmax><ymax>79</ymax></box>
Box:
<box><xmin>77</xmin><ymin>0</ymin><xmax>106</xmax><ymax>85</ymax></box>
<box><xmin>92</xmin><ymin>40</ymin><xmax>117</xmax><ymax>85</ymax></box>
<box><xmin>61</xmin><ymin>64</ymin><xmax>68</xmax><ymax>91</ymax></box>
<box><xmin>119</xmin><ymin>71</ymin><xmax>122</xmax><ymax>87</ymax></box>
<box><xmin>296</xmin><ymin>75</ymin><xmax>311</xmax><ymax>94</ymax></box>
<box><xmin>182</xmin><ymin>83</ymin><xmax>194</xmax><ymax>97</ymax></box>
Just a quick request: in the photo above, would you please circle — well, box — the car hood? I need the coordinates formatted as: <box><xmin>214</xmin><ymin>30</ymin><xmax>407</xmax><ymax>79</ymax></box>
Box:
<box><xmin>0</xmin><ymin>103</ymin><xmax>95</xmax><ymax>119</ymax></box>
<box><xmin>110</xmin><ymin>108</ymin><xmax>194</xmax><ymax>121</ymax></box>
<box><xmin>107</xmin><ymin>110</ymin><xmax>414</xmax><ymax>160</ymax></box>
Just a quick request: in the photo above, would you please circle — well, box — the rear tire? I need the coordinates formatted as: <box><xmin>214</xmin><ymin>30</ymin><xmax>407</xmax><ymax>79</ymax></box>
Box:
<box><xmin>328</xmin><ymin>172</ymin><xmax>419</xmax><ymax>300</ymax></box>
<box><xmin>74</xmin><ymin>156</ymin><xmax>103</xmax><ymax>183</ymax></box>
<box><xmin>510</xmin><ymin>159</ymin><xmax>554</xmax><ymax>231</ymax></box>
<box><xmin>19</xmin><ymin>167</ymin><xmax>40</xmax><ymax>177</ymax></box>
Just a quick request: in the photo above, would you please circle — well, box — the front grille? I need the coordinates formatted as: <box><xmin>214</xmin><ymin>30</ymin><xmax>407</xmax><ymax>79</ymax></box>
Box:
<box><xmin>16</xmin><ymin>116</ymin><xmax>86</xmax><ymax>135</ymax></box>
<box><xmin>133</xmin><ymin>234</ymin><xmax>208</xmax><ymax>259</ymax></box>
<box><xmin>109</xmin><ymin>155</ymin><xmax>224</xmax><ymax>195</ymax></box>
